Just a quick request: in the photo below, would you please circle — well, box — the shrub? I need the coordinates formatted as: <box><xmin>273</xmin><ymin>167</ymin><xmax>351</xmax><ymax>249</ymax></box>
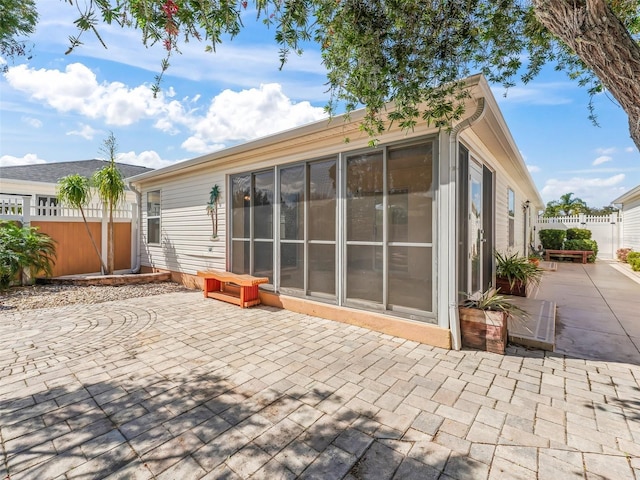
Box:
<box><xmin>566</xmin><ymin>228</ymin><xmax>592</xmax><ymax>240</ymax></box>
<box><xmin>539</xmin><ymin>229</ymin><xmax>566</xmax><ymax>250</ymax></box>
<box><xmin>628</xmin><ymin>252</ymin><xmax>640</xmax><ymax>271</ymax></box>
<box><xmin>564</xmin><ymin>239</ymin><xmax>598</xmax><ymax>262</ymax></box>
<box><xmin>0</xmin><ymin>221</ymin><xmax>57</xmax><ymax>288</ymax></box>
<box><xmin>617</xmin><ymin>248</ymin><xmax>633</xmax><ymax>262</ymax></box>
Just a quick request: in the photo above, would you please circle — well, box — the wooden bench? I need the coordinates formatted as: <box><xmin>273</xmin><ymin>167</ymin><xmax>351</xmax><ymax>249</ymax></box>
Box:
<box><xmin>197</xmin><ymin>270</ymin><xmax>269</xmax><ymax>308</ymax></box>
<box><xmin>544</xmin><ymin>249</ymin><xmax>594</xmax><ymax>264</ymax></box>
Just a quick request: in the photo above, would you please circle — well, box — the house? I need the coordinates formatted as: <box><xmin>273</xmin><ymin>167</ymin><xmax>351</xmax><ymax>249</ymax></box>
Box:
<box><xmin>0</xmin><ymin>159</ymin><xmax>153</xmax><ymax>276</ymax></box>
<box><xmin>612</xmin><ymin>184</ymin><xmax>640</xmax><ymax>251</ymax></box>
<box><xmin>0</xmin><ymin>159</ymin><xmax>151</xmax><ymax>214</ymax></box>
<box><xmin>128</xmin><ymin>75</ymin><xmax>543</xmax><ymax>350</ymax></box>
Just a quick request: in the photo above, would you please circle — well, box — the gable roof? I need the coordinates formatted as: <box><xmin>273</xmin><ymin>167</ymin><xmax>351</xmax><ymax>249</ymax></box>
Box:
<box><xmin>0</xmin><ymin>159</ymin><xmax>153</xmax><ymax>184</ymax></box>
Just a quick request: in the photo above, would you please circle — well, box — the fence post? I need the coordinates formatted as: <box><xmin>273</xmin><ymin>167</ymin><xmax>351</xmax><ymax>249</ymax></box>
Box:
<box><xmin>578</xmin><ymin>213</ymin><xmax>586</xmax><ymax>226</ymax></box>
<box><xmin>102</xmin><ymin>204</ymin><xmax>108</xmax><ymax>272</ymax></box>
<box><xmin>22</xmin><ymin>196</ymin><xmax>31</xmax><ymax>227</ymax></box>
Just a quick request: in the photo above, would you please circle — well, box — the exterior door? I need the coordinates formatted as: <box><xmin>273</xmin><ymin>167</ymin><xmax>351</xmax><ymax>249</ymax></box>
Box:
<box><xmin>469</xmin><ymin>162</ymin><xmax>483</xmax><ymax>295</ymax></box>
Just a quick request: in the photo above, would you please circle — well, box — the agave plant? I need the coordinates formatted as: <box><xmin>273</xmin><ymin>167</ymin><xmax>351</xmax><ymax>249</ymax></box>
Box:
<box><xmin>495</xmin><ymin>251</ymin><xmax>543</xmax><ymax>289</ymax></box>
<box><xmin>460</xmin><ymin>288</ymin><xmax>526</xmax><ymax>317</ymax></box>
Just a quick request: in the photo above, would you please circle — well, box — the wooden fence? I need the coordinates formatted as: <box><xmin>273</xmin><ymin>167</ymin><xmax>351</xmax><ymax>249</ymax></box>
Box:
<box><xmin>0</xmin><ymin>194</ymin><xmax>136</xmax><ymax>276</ymax></box>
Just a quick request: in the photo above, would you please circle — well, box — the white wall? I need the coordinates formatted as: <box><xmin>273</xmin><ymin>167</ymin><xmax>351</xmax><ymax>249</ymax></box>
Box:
<box><xmin>139</xmin><ymin>171</ymin><xmax>227</xmax><ymax>275</ymax></box>
<box><xmin>621</xmin><ymin>198</ymin><xmax>640</xmax><ymax>251</ymax></box>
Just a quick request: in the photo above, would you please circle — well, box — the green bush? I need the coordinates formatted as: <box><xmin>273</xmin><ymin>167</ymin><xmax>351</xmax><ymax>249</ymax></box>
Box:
<box><xmin>566</xmin><ymin>228</ymin><xmax>592</xmax><ymax>240</ymax></box>
<box><xmin>539</xmin><ymin>229</ymin><xmax>566</xmax><ymax>250</ymax></box>
<box><xmin>628</xmin><ymin>252</ymin><xmax>640</xmax><ymax>271</ymax></box>
<box><xmin>0</xmin><ymin>221</ymin><xmax>57</xmax><ymax>288</ymax></box>
<box><xmin>564</xmin><ymin>239</ymin><xmax>598</xmax><ymax>262</ymax></box>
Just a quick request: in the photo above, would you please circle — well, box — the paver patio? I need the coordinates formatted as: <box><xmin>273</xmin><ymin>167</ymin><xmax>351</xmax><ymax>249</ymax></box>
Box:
<box><xmin>1</xmin><ymin>264</ymin><xmax>639</xmax><ymax>479</ymax></box>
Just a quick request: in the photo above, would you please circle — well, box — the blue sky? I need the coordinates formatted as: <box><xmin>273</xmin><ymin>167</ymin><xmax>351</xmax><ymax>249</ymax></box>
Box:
<box><xmin>1</xmin><ymin>3</ymin><xmax>639</xmax><ymax>209</ymax></box>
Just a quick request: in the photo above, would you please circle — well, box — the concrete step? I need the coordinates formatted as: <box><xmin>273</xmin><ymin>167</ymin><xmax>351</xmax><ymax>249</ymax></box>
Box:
<box><xmin>507</xmin><ymin>296</ymin><xmax>556</xmax><ymax>351</ymax></box>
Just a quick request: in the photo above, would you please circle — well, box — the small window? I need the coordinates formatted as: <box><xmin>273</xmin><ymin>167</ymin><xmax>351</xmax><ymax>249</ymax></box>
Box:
<box><xmin>147</xmin><ymin>190</ymin><xmax>161</xmax><ymax>244</ymax></box>
<box><xmin>36</xmin><ymin>195</ymin><xmax>58</xmax><ymax>216</ymax></box>
<box><xmin>507</xmin><ymin>188</ymin><xmax>515</xmax><ymax>248</ymax></box>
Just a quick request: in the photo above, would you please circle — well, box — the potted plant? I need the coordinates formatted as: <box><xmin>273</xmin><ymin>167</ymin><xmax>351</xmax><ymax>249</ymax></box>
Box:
<box><xmin>527</xmin><ymin>252</ymin><xmax>541</xmax><ymax>267</ymax></box>
<box><xmin>459</xmin><ymin>289</ymin><xmax>526</xmax><ymax>354</ymax></box>
<box><xmin>495</xmin><ymin>251</ymin><xmax>543</xmax><ymax>297</ymax></box>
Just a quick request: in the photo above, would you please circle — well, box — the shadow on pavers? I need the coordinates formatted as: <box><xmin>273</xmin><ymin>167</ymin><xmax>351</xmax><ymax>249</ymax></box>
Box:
<box><xmin>1</xmin><ymin>368</ymin><xmax>480</xmax><ymax>479</ymax></box>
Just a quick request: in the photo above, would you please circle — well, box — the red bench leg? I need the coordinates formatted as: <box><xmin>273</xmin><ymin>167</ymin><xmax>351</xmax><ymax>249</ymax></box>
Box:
<box><xmin>239</xmin><ymin>285</ymin><xmax>260</xmax><ymax>308</ymax></box>
<box><xmin>203</xmin><ymin>278</ymin><xmax>221</xmax><ymax>297</ymax></box>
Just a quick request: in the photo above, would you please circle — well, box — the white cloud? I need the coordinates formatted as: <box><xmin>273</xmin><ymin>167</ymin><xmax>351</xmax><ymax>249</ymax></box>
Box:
<box><xmin>625</xmin><ymin>147</ymin><xmax>635</xmax><ymax>153</ymax></box>
<box><xmin>596</xmin><ymin>147</ymin><xmax>617</xmax><ymax>155</ymax></box>
<box><xmin>21</xmin><ymin>116</ymin><xmax>42</xmax><ymax>128</ymax></box>
<box><xmin>180</xmin><ymin>137</ymin><xmax>226</xmax><ymax>155</ymax></box>
<box><xmin>541</xmin><ymin>174</ymin><xmax>626</xmax><ymax>207</ymax></box>
<box><xmin>527</xmin><ymin>164</ymin><xmax>540</xmax><ymax>173</ymax></box>
<box><xmin>66</xmin><ymin>123</ymin><xmax>99</xmax><ymax>140</ymax></box>
<box><xmin>116</xmin><ymin>150</ymin><xmax>182</xmax><ymax>170</ymax></box>
<box><xmin>182</xmin><ymin>83</ymin><xmax>327</xmax><ymax>151</ymax></box>
<box><xmin>4</xmin><ymin>62</ymin><xmax>326</xmax><ymax>155</ymax></box>
<box><xmin>592</xmin><ymin>155</ymin><xmax>613</xmax><ymax>166</ymax></box>
<box><xmin>5</xmin><ymin>63</ymin><xmax>170</xmax><ymax>126</ymax></box>
<box><xmin>0</xmin><ymin>153</ymin><xmax>47</xmax><ymax>167</ymax></box>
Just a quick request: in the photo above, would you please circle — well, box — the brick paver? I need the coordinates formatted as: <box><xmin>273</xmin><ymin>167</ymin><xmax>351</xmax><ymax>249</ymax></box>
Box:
<box><xmin>1</xmin><ymin>290</ymin><xmax>639</xmax><ymax>479</ymax></box>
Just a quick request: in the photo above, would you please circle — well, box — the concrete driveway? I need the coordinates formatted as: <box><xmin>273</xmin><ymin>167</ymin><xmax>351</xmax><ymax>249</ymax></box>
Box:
<box><xmin>1</xmin><ymin>289</ymin><xmax>639</xmax><ymax>479</ymax></box>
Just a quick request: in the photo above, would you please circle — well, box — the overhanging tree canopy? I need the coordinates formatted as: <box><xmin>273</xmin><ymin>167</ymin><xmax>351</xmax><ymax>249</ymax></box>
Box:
<box><xmin>3</xmin><ymin>0</ymin><xmax>640</xmax><ymax>149</ymax></box>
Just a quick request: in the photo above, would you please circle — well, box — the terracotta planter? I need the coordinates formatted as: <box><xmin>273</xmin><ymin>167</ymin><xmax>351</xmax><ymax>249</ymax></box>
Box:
<box><xmin>459</xmin><ymin>306</ymin><xmax>508</xmax><ymax>354</ymax></box>
<box><xmin>495</xmin><ymin>276</ymin><xmax>529</xmax><ymax>297</ymax></box>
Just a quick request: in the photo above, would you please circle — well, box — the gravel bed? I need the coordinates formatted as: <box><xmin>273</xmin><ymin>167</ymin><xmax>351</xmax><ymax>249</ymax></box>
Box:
<box><xmin>0</xmin><ymin>282</ymin><xmax>192</xmax><ymax>311</ymax></box>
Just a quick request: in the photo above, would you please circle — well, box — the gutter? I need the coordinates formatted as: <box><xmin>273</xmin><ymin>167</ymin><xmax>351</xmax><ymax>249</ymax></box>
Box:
<box><xmin>448</xmin><ymin>97</ymin><xmax>486</xmax><ymax>350</ymax></box>
<box><xmin>128</xmin><ymin>183</ymin><xmax>143</xmax><ymax>274</ymax></box>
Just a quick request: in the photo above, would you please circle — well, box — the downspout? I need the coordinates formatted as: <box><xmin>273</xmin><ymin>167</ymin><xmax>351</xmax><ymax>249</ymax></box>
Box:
<box><xmin>128</xmin><ymin>183</ymin><xmax>142</xmax><ymax>274</ymax></box>
<box><xmin>448</xmin><ymin>97</ymin><xmax>486</xmax><ymax>350</ymax></box>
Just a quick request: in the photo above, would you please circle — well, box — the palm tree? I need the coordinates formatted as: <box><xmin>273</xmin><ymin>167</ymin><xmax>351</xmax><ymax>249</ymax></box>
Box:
<box><xmin>544</xmin><ymin>192</ymin><xmax>588</xmax><ymax>217</ymax></box>
<box><xmin>57</xmin><ymin>174</ymin><xmax>108</xmax><ymax>275</ymax></box>
<box><xmin>558</xmin><ymin>193</ymin><xmax>588</xmax><ymax>216</ymax></box>
<box><xmin>94</xmin><ymin>132</ymin><xmax>125</xmax><ymax>275</ymax></box>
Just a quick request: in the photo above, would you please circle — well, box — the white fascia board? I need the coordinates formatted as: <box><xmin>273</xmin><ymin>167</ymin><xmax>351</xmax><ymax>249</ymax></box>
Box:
<box><xmin>612</xmin><ymin>184</ymin><xmax>640</xmax><ymax>205</ymax></box>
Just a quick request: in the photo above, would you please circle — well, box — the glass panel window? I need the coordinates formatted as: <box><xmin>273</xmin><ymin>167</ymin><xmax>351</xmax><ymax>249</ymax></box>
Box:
<box><xmin>388</xmin><ymin>246</ymin><xmax>432</xmax><ymax>311</ymax></box>
<box><xmin>309</xmin><ymin>160</ymin><xmax>336</xmax><ymax>241</ymax></box>
<box><xmin>280</xmin><ymin>165</ymin><xmax>304</xmax><ymax>240</ymax></box>
<box><xmin>254</xmin><ymin>171</ymin><xmax>274</xmax><ymax>239</ymax></box>
<box><xmin>347</xmin><ymin>245</ymin><xmax>383</xmax><ymax>303</ymax></box>
<box><xmin>254</xmin><ymin>241</ymin><xmax>273</xmax><ymax>281</ymax></box>
<box><xmin>231</xmin><ymin>175</ymin><xmax>250</xmax><ymax>239</ymax></box>
<box><xmin>232</xmin><ymin>240</ymin><xmax>250</xmax><ymax>274</ymax></box>
<box><xmin>309</xmin><ymin>244</ymin><xmax>335</xmax><ymax>295</ymax></box>
<box><xmin>347</xmin><ymin>152</ymin><xmax>384</xmax><ymax>242</ymax></box>
<box><xmin>147</xmin><ymin>190</ymin><xmax>160</xmax><ymax>244</ymax></box>
<box><xmin>281</xmin><ymin>243</ymin><xmax>304</xmax><ymax>289</ymax></box>
<box><xmin>387</xmin><ymin>144</ymin><xmax>433</xmax><ymax>243</ymax></box>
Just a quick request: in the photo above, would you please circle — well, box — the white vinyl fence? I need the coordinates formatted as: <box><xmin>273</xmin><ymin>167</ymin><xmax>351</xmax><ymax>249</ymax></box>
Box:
<box><xmin>535</xmin><ymin>213</ymin><xmax>621</xmax><ymax>259</ymax></box>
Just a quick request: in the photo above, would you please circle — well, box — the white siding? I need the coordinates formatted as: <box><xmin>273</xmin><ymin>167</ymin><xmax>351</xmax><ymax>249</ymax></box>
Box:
<box><xmin>622</xmin><ymin>197</ymin><xmax>640</xmax><ymax>250</ymax></box>
<box><xmin>139</xmin><ymin>171</ymin><xmax>227</xmax><ymax>275</ymax></box>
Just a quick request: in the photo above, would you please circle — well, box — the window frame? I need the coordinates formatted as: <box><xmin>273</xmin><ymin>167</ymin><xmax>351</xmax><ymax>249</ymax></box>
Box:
<box><xmin>146</xmin><ymin>190</ymin><xmax>161</xmax><ymax>245</ymax></box>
